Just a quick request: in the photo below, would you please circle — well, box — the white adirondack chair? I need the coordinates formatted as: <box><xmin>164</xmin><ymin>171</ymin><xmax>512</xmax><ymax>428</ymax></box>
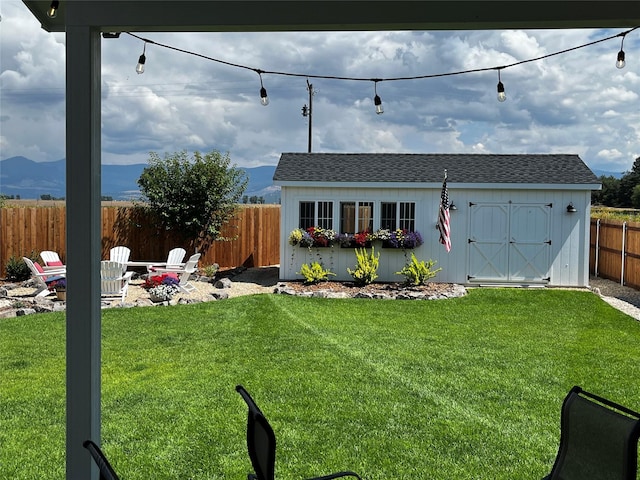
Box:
<box><xmin>147</xmin><ymin>247</ymin><xmax>186</xmax><ymax>273</ymax></box>
<box><xmin>109</xmin><ymin>246</ymin><xmax>131</xmax><ymax>273</ymax></box>
<box><xmin>151</xmin><ymin>253</ymin><xmax>201</xmax><ymax>293</ymax></box>
<box><xmin>40</xmin><ymin>250</ymin><xmax>66</xmax><ymax>270</ymax></box>
<box><xmin>23</xmin><ymin>257</ymin><xmax>66</xmax><ymax>297</ymax></box>
<box><xmin>100</xmin><ymin>261</ymin><xmax>134</xmax><ymax>303</ymax></box>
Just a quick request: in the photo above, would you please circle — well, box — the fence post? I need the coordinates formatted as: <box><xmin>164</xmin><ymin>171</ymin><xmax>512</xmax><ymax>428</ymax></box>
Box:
<box><xmin>621</xmin><ymin>221</ymin><xmax>627</xmax><ymax>285</ymax></box>
<box><xmin>595</xmin><ymin>218</ymin><xmax>600</xmax><ymax>277</ymax></box>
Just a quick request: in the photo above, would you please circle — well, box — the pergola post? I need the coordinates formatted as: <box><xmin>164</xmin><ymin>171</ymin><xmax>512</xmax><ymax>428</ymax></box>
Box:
<box><xmin>65</xmin><ymin>23</ymin><xmax>102</xmax><ymax>480</ymax></box>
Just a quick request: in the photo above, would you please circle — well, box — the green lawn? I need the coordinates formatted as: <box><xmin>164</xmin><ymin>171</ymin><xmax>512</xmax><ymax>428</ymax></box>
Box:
<box><xmin>1</xmin><ymin>289</ymin><xmax>639</xmax><ymax>479</ymax></box>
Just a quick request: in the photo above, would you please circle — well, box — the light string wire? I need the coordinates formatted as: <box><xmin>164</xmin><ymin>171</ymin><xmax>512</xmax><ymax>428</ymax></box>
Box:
<box><xmin>125</xmin><ymin>27</ymin><xmax>639</xmax><ymax>85</ymax></box>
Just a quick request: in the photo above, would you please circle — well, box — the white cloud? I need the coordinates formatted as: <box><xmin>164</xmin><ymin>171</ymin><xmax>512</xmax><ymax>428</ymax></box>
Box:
<box><xmin>1</xmin><ymin>0</ymin><xmax>640</xmax><ymax>176</ymax></box>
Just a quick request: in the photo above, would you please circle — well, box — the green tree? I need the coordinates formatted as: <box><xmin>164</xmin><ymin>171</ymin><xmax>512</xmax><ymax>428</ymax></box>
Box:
<box><xmin>631</xmin><ymin>184</ymin><xmax>640</xmax><ymax>209</ymax></box>
<box><xmin>618</xmin><ymin>157</ymin><xmax>640</xmax><ymax>207</ymax></box>
<box><xmin>591</xmin><ymin>175</ymin><xmax>620</xmax><ymax>206</ymax></box>
<box><xmin>137</xmin><ymin>150</ymin><xmax>248</xmax><ymax>251</ymax></box>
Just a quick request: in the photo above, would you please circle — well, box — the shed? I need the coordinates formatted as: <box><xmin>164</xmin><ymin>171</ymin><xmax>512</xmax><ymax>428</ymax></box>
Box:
<box><xmin>274</xmin><ymin>153</ymin><xmax>601</xmax><ymax>286</ymax></box>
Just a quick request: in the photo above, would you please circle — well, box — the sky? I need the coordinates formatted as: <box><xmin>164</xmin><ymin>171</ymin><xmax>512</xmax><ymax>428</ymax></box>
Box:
<box><xmin>1</xmin><ymin>1</ymin><xmax>639</xmax><ymax>174</ymax></box>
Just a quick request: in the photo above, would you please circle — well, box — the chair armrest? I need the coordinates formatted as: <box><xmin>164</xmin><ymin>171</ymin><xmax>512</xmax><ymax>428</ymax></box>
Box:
<box><xmin>151</xmin><ymin>266</ymin><xmax>185</xmax><ymax>274</ymax></box>
<box><xmin>38</xmin><ymin>269</ymin><xmax>66</xmax><ymax>277</ymax></box>
<box><xmin>120</xmin><ymin>271</ymin><xmax>134</xmax><ymax>281</ymax></box>
<box><xmin>43</xmin><ymin>265</ymin><xmax>66</xmax><ymax>272</ymax></box>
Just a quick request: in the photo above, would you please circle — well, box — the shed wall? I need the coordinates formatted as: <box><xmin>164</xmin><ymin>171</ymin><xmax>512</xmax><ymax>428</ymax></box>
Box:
<box><xmin>280</xmin><ymin>185</ymin><xmax>592</xmax><ymax>286</ymax></box>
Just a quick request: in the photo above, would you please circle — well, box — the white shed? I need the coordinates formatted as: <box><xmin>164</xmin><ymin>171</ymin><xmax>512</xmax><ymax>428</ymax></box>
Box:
<box><xmin>274</xmin><ymin>153</ymin><xmax>601</xmax><ymax>287</ymax></box>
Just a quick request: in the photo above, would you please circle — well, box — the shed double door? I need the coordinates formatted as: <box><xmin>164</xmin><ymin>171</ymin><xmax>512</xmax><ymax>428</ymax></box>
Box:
<box><xmin>467</xmin><ymin>202</ymin><xmax>551</xmax><ymax>283</ymax></box>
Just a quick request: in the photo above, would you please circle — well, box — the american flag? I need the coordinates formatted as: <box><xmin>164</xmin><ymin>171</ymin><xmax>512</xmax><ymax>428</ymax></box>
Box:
<box><xmin>437</xmin><ymin>171</ymin><xmax>451</xmax><ymax>252</ymax></box>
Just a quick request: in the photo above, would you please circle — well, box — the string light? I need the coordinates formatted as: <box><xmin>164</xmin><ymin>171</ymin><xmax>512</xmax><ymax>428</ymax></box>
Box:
<box><xmin>125</xmin><ymin>26</ymin><xmax>638</xmax><ymax>111</ymax></box>
<box><xmin>47</xmin><ymin>1</ymin><xmax>59</xmax><ymax>18</ymax></box>
<box><xmin>496</xmin><ymin>69</ymin><xmax>506</xmax><ymax>102</ymax></box>
<box><xmin>373</xmin><ymin>81</ymin><xmax>383</xmax><ymax>114</ymax></box>
<box><xmin>258</xmin><ymin>71</ymin><xmax>269</xmax><ymax>106</ymax></box>
<box><xmin>136</xmin><ymin>43</ymin><xmax>146</xmax><ymax>74</ymax></box>
<box><xmin>616</xmin><ymin>34</ymin><xmax>626</xmax><ymax>69</ymax></box>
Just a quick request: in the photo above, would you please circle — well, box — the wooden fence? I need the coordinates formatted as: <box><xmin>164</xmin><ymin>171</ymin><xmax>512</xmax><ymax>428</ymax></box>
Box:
<box><xmin>0</xmin><ymin>204</ymin><xmax>280</xmax><ymax>274</ymax></box>
<box><xmin>2</xmin><ymin>206</ymin><xmax>639</xmax><ymax>290</ymax></box>
<box><xmin>590</xmin><ymin>218</ymin><xmax>640</xmax><ymax>289</ymax></box>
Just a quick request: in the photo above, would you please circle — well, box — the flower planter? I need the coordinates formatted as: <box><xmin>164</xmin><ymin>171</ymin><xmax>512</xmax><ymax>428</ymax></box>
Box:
<box><xmin>149</xmin><ymin>292</ymin><xmax>172</xmax><ymax>303</ymax></box>
<box><xmin>56</xmin><ymin>290</ymin><xmax>67</xmax><ymax>301</ymax></box>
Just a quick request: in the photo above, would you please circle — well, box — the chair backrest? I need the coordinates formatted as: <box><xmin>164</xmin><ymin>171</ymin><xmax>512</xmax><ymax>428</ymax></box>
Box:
<box><xmin>40</xmin><ymin>250</ymin><xmax>63</xmax><ymax>266</ymax></box>
<box><xmin>23</xmin><ymin>257</ymin><xmax>50</xmax><ymax>286</ymax></box>
<box><xmin>83</xmin><ymin>440</ymin><xmax>120</xmax><ymax>480</ymax></box>
<box><xmin>109</xmin><ymin>246</ymin><xmax>131</xmax><ymax>264</ymax></box>
<box><xmin>101</xmin><ymin>261</ymin><xmax>126</xmax><ymax>295</ymax></box>
<box><xmin>236</xmin><ymin>385</ymin><xmax>277</xmax><ymax>480</ymax></box>
<box><xmin>548</xmin><ymin>385</ymin><xmax>640</xmax><ymax>480</ymax></box>
<box><xmin>177</xmin><ymin>253</ymin><xmax>201</xmax><ymax>285</ymax></box>
<box><xmin>166</xmin><ymin>247</ymin><xmax>186</xmax><ymax>267</ymax></box>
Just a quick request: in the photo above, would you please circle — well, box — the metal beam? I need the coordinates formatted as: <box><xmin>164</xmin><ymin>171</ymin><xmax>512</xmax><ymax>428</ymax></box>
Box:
<box><xmin>23</xmin><ymin>1</ymin><xmax>640</xmax><ymax>33</ymax></box>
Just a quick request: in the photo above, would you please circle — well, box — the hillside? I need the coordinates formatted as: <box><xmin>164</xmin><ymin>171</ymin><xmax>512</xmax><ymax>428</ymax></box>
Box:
<box><xmin>0</xmin><ymin>157</ymin><xmax>279</xmax><ymax>202</ymax></box>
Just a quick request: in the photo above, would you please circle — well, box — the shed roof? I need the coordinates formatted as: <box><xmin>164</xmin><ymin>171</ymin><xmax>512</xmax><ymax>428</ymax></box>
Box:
<box><xmin>273</xmin><ymin>153</ymin><xmax>599</xmax><ymax>185</ymax></box>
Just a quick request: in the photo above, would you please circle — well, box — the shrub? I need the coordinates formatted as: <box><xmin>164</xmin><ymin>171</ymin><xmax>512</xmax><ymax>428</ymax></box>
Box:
<box><xmin>347</xmin><ymin>246</ymin><xmax>380</xmax><ymax>286</ymax></box>
<box><xmin>5</xmin><ymin>251</ymin><xmax>38</xmax><ymax>281</ymax></box>
<box><xmin>297</xmin><ymin>261</ymin><xmax>336</xmax><ymax>284</ymax></box>
<box><xmin>202</xmin><ymin>263</ymin><xmax>219</xmax><ymax>277</ymax></box>
<box><xmin>396</xmin><ymin>253</ymin><xmax>442</xmax><ymax>286</ymax></box>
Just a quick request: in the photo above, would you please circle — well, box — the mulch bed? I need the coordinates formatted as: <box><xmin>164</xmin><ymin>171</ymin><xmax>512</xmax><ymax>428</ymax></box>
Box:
<box><xmin>281</xmin><ymin>280</ymin><xmax>458</xmax><ymax>296</ymax></box>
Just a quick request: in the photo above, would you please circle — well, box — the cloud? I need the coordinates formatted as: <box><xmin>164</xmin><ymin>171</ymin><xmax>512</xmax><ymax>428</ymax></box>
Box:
<box><xmin>1</xmin><ymin>0</ymin><xmax>640</xmax><ymax>175</ymax></box>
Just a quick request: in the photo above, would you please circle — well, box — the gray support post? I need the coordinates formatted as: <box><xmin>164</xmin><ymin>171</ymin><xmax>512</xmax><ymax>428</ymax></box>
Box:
<box><xmin>65</xmin><ymin>24</ymin><xmax>102</xmax><ymax>480</ymax></box>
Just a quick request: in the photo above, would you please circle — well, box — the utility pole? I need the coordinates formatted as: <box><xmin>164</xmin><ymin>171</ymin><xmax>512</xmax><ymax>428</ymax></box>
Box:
<box><xmin>301</xmin><ymin>80</ymin><xmax>316</xmax><ymax>152</ymax></box>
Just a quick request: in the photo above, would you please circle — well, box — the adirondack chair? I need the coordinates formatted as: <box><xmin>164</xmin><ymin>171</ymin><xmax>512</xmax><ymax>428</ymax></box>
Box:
<box><xmin>23</xmin><ymin>257</ymin><xmax>66</xmax><ymax>297</ymax></box>
<box><xmin>109</xmin><ymin>246</ymin><xmax>131</xmax><ymax>273</ymax></box>
<box><xmin>151</xmin><ymin>253</ymin><xmax>201</xmax><ymax>293</ymax></box>
<box><xmin>147</xmin><ymin>247</ymin><xmax>186</xmax><ymax>273</ymax></box>
<box><xmin>40</xmin><ymin>250</ymin><xmax>65</xmax><ymax>270</ymax></box>
<box><xmin>100</xmin><ymin>261</ymin><xmax>133</xmax><ymax>303</ymax></box>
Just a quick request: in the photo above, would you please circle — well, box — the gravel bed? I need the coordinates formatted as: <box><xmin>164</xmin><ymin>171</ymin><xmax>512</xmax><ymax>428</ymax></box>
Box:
<box><xmin>589</xmin><ymin>276</ymin><xmax>640</xmax><ymax>321</ymax></box>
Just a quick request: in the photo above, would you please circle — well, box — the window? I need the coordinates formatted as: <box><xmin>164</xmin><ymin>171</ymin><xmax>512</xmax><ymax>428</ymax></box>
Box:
<box><xmin>340</xmin><ymin>201</ymin><xmax>374</xmax><ymax>234</ymax></box>
<box><xmin>317</xmin><ymin>202</ymin><xmax>333</xmax><ymax>229</ymax></box>
<box><xmin>380</xmin><ymin>203</ymin><xmax>396</xmax><ymax>230</ymax></box>
<box><xmin>299</xmin><ymin>202</ymin><xmax>314</xmax><ymax>230</ymax></box>
<box><xmin>299</xmin><ymin>201</ymin><xmax>333</xmax><ymax>230</ymax></box>
<box><xmin>381</xmin><ymin>202</ymin><xmax>415</xmax><ymax>231</ymax></box>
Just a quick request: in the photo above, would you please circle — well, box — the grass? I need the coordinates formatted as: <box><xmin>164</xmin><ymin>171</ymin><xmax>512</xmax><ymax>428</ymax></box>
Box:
<box><xmin>1</xmin><ymin>289</ymin><xmax>640</xmax><ymax>479</ymax></box>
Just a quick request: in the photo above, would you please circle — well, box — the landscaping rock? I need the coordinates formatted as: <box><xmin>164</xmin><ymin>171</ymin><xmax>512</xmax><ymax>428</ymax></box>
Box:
<box><xmin>215</xmin><ymin>278</ymin><xmax>233</xmax><ymax>289</ymax></box>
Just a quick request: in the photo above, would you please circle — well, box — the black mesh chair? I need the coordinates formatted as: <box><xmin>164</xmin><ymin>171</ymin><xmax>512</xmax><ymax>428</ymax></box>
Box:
<box><xmin>544</xmin><ymin>385</ymin><xmax>640</xmax><ymax>480</ymax></box>
<box><xmin>83</xmin><ymin>440</ymin><xmax>121</xmax><ymax>480</ymax></box>
<box><xmin>235</xmin><ymin>385</ymin><xmax>363</xmax><ymax>480</ymax></box>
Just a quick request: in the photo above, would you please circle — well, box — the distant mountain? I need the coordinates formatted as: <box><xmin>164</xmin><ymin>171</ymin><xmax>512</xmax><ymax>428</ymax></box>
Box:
<box><xmin>0</xmin><ymin>157</ymin><xmax>279</xmax><ymax>202</ymax></box>
<box><xmin>592</xmin><ymin>169</ymin><xmax>624</xmax><ymax>179</ymax></box>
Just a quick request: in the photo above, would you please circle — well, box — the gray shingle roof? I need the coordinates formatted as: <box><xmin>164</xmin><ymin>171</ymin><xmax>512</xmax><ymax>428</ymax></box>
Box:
<box><xmin>273</xmin><ymin>153</ymin><xmax>599</xmax><ymax>184</ymax></box>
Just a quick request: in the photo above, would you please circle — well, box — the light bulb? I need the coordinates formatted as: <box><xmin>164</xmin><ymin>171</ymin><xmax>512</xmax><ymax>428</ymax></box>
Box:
<box><xmin>616</xmin><ymin>50</ymin><xmax>626</xmax><ymax>69</ymax></box>
<box><xmin>374</xmin><ymin>94</ymin><xmax>383</xmax><ymax>114</ymax></box>
<box><xmin>497</xmin><ymin>81</ymin><xmax>506</xmax><ymax>102</ymax></box>
<box><xmin>136</xmin><ymin>54</ymin><xmax>146</xmax><ymax>74</ymax></box>
<box><xmin>260</xmin><ymin>87</ymin><xmax>269</xmax><ymax>106</ymax></box>
<box><xmin>47</xmin><ymin>0</ymin><xmax>59</xmax><ymax>18</ymax></box>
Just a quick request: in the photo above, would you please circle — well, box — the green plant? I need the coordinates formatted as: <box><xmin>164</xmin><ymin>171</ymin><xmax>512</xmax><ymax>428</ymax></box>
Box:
<box><xmin>201</xmin><ymin>263</ymin><xmax>219</xmax><ymax>277</ymax></box>
<box><xmin>5</xmin><ymin>251</ymin><xmax>38</xmax><ymax>281</ymax></box>
<box><xmin>396</xmin><ymin>253</ymin><xmax>442</xmax><ymax>286</ymax></box>
<box><xmin>347</xmin><ymin>246</ymin><xmax>380</xmax><ymax>285</ymax></box>
<box><xmin>297</xmin><ymin>261</ymin><xmax>336</xmax><ymax>284</ymax></box>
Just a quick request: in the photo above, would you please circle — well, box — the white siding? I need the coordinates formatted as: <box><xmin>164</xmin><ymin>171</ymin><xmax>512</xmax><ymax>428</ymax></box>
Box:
<box><xmin>280</xmin><ymin>185</ymin><xmax>593</xmax><ymax>286</ymax></box>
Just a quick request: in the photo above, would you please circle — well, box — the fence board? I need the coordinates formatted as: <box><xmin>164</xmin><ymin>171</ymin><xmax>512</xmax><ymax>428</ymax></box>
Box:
<box><xmin>0</xmin><ymin>205</ymin><xmax>280</xmax><ymax>275</ymax></box>
<box><xmin>589</xmin><ymin>218</ymin><xmax>640</xmax><ymax>289</ymax></box>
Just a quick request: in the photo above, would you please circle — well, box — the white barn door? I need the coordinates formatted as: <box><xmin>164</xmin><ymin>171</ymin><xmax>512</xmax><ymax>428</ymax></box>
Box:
<box><xmin>468</xmin><ymin>202</ymin><xmax>551</xmax><ymax>283</ymax></box>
